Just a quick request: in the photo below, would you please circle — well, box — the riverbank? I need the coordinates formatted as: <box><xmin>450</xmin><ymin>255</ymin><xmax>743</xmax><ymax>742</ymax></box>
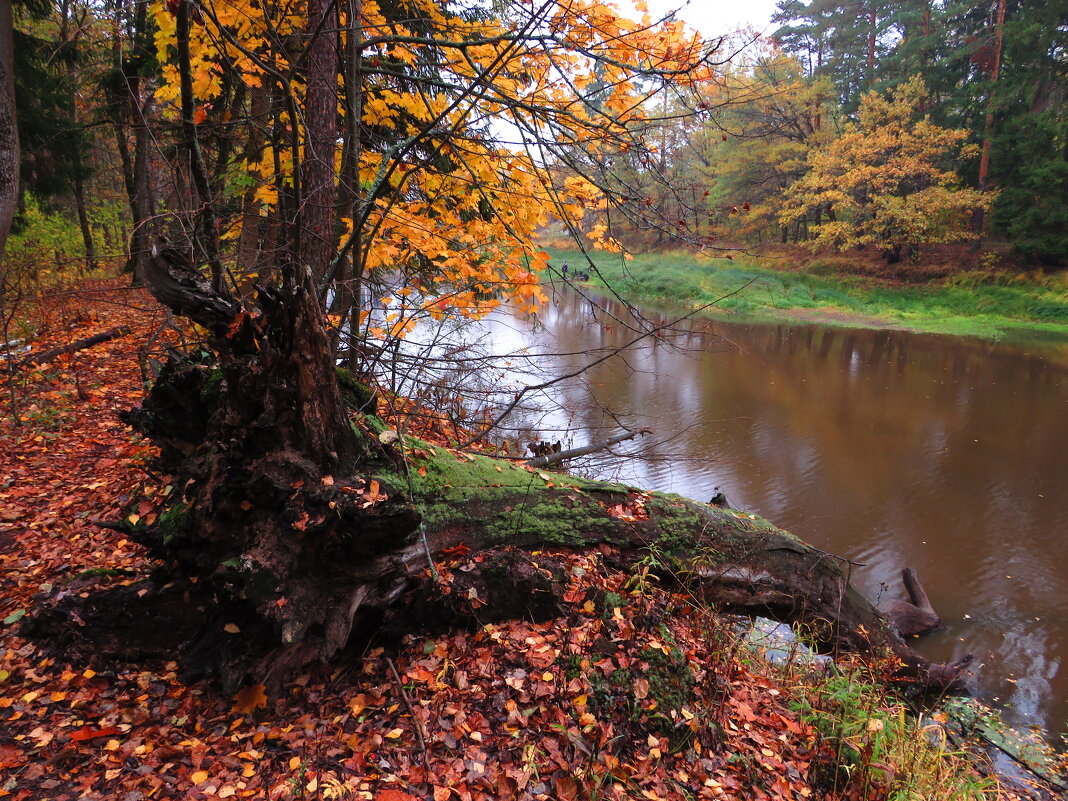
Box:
<box><xmin>545</xmin><ymin>248</ymin><xmax>1068</xmax><ymax>342</ymax></box>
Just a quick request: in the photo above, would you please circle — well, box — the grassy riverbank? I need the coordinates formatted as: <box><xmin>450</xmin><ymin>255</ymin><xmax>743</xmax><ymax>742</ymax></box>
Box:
<box><xmin>546</xmin><ymin>248</ymin><xmax>1068</xmax><ymax>342</ymax></box>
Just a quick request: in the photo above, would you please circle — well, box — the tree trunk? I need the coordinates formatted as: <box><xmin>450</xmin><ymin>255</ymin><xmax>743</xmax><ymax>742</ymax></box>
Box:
<box><xmin>59</xmin><ymin>0</ymin><xmax>97</xmax><ymax>273</ymax></box>
<box><xmin>300</xmin><ymin>0</ymin><xmax>339</xmax><ymax>282</ymax></box>
<box><xmin>974</xmin><ymin>0</ymin><xmax>1006</xmax><ymax>237</ymax></box>
<box><xmin>123</xmin><ymin>267</ymin><xmax>972</xmax><ymax>696</ymax></box>
<box><xmin>174</xmin><ymin>0</ymin><xmax>224</xmax><ymax>291</ymax></box>
<box><xmin>112</xmin><ymin>0</ymin><xmax>153</xmax><ymax>285</ymax></box>
<box><xmin>236</xmin><ymin>89</ymin><xmax>271</xmax><ymax>277</ymax></box>
<box><xmin>0</xmin><ymin>0</ymin><xmax>18</xmax><ymax>263</ymax></box>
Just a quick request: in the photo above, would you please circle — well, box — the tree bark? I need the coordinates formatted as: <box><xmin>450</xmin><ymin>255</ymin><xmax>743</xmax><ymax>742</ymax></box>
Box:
<box><xmin>0</xmin><ymin>0</ymin><xmax>18</xmax><ymax>263</ymax></box>
<box><xmin>174</xmin><ymin>0</ymin><xmax>224</xmax><ymax>291</ymax></box>
<box><xmin>974</xmin><ymin>0</ymin><xmax>1006</xmax><ymax>237</ymax></box>
<box><xmin>300</xmin><ymin>0</ymin><xmax>339</xmax><ymax>282</ymax></box>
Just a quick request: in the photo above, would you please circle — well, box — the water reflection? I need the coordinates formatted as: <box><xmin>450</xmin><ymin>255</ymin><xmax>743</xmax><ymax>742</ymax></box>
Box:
<box><xmin>476</xmin><ymin>288</ymin><xmax>1068</xmax><ymax>735</ymax></box>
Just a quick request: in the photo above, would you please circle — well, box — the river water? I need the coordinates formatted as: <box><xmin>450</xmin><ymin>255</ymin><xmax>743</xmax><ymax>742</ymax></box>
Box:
<box><xmin>464</xmin><ymin>286</ymin><xmax>1068</xmax><ymax>737</ymax></box>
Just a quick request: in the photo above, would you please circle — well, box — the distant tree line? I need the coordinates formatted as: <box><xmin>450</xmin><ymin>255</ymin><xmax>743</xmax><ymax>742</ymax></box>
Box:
<box><xmin>563</xmin><ymin>0</ymin><xmax>1066</xmax><ymax>265</ymax></box>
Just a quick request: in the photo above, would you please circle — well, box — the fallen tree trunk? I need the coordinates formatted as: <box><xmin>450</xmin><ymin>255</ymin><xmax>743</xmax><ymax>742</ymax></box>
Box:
<box><xmin>20</xmin><ymin>325</ymin><xmax>131</xmax><ymax>366</ymax></box>
<box><xmin>125</xmin><ymin>373</ymin><xmax>972</xmax><ymax>693</ymax></box>
<box><xmin>117</xmin><ymin>247</ymin><xmax>972</xmax><ymax>696</ymax></box>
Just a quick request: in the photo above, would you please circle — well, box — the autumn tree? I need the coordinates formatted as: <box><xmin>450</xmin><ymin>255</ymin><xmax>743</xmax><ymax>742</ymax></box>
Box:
<box><xmin>126</xmin><ymin>0</ymin><xmax>717</xmax><ymax>681</ymax></box>
<box><xmin>780</xmin><ymin>75</ymin><xmax>990</xmax><ymax>262</ymax></box>
<box><xmin>700</xmin><ymin>49</ymin><xmax>834</xmax><ymax>244</ymax></box>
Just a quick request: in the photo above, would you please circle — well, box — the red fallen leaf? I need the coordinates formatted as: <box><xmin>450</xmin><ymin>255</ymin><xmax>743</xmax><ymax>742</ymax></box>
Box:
<box><xmin>406</xmin><ymin>666</ymin><xmax>436</xmax><ymax>683</ymax></box>
<box><xmin>441</xmin><ymin>543</ymin><xmax>470</xmax><ymax>557</ymax></box>
<box><xmin>226</xmin><ymin>310</ymin><xmax>248</xmax><ymax>339</ymax></box>
<box><xmin>376</xmin><ymin>790</ymin><xmax>417</xmax><ymax>801</ymax></box>
<box><xmin>555</xmin><ymin>775</ymin><xmax>579</xmax><ymax>801</ymax></box>
<box><xmin>0</xmin><ymin>743</ymin><xmax>24</xmax><ymax>768</ymax></box>
<box><xmin>69</xmin><ymin>725</ymin><xmax>120</xmax><ymax>742</ymax></box>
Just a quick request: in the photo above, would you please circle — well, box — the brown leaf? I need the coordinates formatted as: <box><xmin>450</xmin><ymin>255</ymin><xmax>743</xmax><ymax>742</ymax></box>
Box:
<box><xmin>554</xmin><ymin>776</ymin><xmax>579</xmax><ymax>801</ymax></box>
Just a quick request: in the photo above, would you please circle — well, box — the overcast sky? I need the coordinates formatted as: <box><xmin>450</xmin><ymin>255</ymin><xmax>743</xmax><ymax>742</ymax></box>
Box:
<box><xmin>643</xmin><ymin>0</ymin><xmax>783</xmax><ymax>38</ymax></box>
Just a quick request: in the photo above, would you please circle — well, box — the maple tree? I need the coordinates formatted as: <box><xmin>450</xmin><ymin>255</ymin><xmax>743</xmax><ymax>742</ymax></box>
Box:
<box><xmin>779</xmin><ymin>75</ymin><xmax>991</xmax><ymax>262</ymax></box>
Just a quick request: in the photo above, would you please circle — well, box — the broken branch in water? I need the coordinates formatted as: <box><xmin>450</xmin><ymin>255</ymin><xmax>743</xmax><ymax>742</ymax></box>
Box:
<box><xmin>525</xmin><ymin>428</ymin><xmax>650</xmax><ymax>468</ymax></box>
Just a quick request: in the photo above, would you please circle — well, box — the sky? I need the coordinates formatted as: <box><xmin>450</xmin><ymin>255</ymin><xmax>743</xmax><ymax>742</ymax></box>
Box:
<box><xmin>643</xmin><ymin>0</ymin><xmax>784</xmax><ymax>39</ymax></box>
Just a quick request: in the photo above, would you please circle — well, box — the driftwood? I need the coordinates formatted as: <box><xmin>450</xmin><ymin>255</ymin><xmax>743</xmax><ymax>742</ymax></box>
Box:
<box><xmin>20</xmin><ymin>326</ymin><xmax>131</xmax><ymax>366</ymax></box>
<box><xmin>526</xmin><ymin>428</ymin><xmax>648</xmax><ymax>468</ymax></box>
<box><xmin>113</xmin><ymin>246</ymin><xmax>975</xmax><ymax>695</ymax></box>
<box><xmin>883</xmin><ymin>567</ymin><xmax>942</xmax><ymax>636</ymax></box>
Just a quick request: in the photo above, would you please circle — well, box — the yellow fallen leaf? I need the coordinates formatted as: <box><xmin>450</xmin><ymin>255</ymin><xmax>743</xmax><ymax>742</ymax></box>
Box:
<box><xmin>232</xmin><ymin>684</ymin><xmax>267</xmax><ymax>714</ymax></box>
<box><xmin>223</xmin><ymin>623</ymin><xmax>241</xmax><ymax>634</ymax></box>
<box><xmin>191</xmin><ymin>770</ymin><xmax>209</xmax><ymax>785</ymax></box>
<box><xmin>385</xmin><ymin>728</ymin><xmax>403</xmax><ymax>739</ymax></box>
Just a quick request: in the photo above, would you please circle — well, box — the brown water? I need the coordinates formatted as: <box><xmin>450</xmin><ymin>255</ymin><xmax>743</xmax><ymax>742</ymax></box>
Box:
<box><xmin>482</xmin><ymin>289</ymin><xmax>1068</xmax><ymax>736</ymax></box>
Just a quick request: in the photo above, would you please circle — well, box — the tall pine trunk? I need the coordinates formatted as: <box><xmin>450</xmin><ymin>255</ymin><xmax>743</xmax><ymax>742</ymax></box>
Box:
<box><xmin>974</xmin><ymin>0</ymin><xmax>1006</xmax><ymax>237</ymax></box>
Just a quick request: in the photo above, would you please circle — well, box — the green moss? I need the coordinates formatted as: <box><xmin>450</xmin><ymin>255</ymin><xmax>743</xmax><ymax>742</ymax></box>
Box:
<box><xmin>199</xmin><ymin>369</ymin><xmax>224</xmax><ymax>404</ymax></box>
<box><xmin>488</xmin><ymin>496</ymin><xmax>623</xmax><ymax>545</ymax></box>
<box><xmin>640</xmin><ymin>642</ymin><xmax>697</xmax><ymax>739</ymax></box>
<box><xmin>598</xmin><ymin>591</ymin><xmax>625</xmax><ymax>622</ymax></box>
<box><xmin>644</xmin><ymin>496</ymin><xmax>705</xmax><ymax>551</ymax></box>
<box><xmin>158</xmin><ymin>502</ymin><xmax>190</xmax><ymax>547</ymax></box>
<box><xmin>385</xmin><ymin>447</ymin><xmax>632</xmax><ymax>546</ymax></box>
<box><xmin>74</xmin><ymin>567</ymin><xmax>127</xmax><ymax>580</ymax></box>
<box><xmin>336</xmin><ymin>367</ymin><xmax>378</xmax><ymax>414</ymax></box>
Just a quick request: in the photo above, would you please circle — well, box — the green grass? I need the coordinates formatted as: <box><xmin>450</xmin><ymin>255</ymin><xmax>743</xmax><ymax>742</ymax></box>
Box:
<box><xmin>547</xmin><ymin>248</ymin><xmax>1068</xmax><ymax>343</ymax></box>
<box><xmin>781</xmin><ymin>662</ymin><xmax>999</xmax><ymax>800</ymax></box>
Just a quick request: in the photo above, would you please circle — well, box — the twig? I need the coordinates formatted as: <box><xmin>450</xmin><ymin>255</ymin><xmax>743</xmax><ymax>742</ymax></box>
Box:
<box><xmin>386</xmin><ymin>657</ymin><xmax>431</xmax><ymax>774</ymax></box>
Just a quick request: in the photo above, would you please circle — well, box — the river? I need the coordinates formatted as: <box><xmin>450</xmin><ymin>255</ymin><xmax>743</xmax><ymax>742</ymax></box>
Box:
<box><xmin>461</xmin><ymin>285</ymin><xmax>1068</xmax><ymax>737</ymax></box>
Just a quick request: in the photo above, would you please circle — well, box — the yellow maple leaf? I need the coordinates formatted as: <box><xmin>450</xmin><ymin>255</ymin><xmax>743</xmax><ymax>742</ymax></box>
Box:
<box><xmin>232</xmin><ymin>683</ymin><xmax>268</xmax><ymax>714</ymax></box>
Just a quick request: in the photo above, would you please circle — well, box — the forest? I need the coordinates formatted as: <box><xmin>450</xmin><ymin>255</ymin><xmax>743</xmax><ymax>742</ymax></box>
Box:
<box><xmin>1</xmin><ymin>0</ymin><xmax>1067</xmax><ymax>799</ymax></box>
<box><xmin>569</xmin><ymin>0</ymin><xmax>1066</xmax><ymax>267</ymax></box>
